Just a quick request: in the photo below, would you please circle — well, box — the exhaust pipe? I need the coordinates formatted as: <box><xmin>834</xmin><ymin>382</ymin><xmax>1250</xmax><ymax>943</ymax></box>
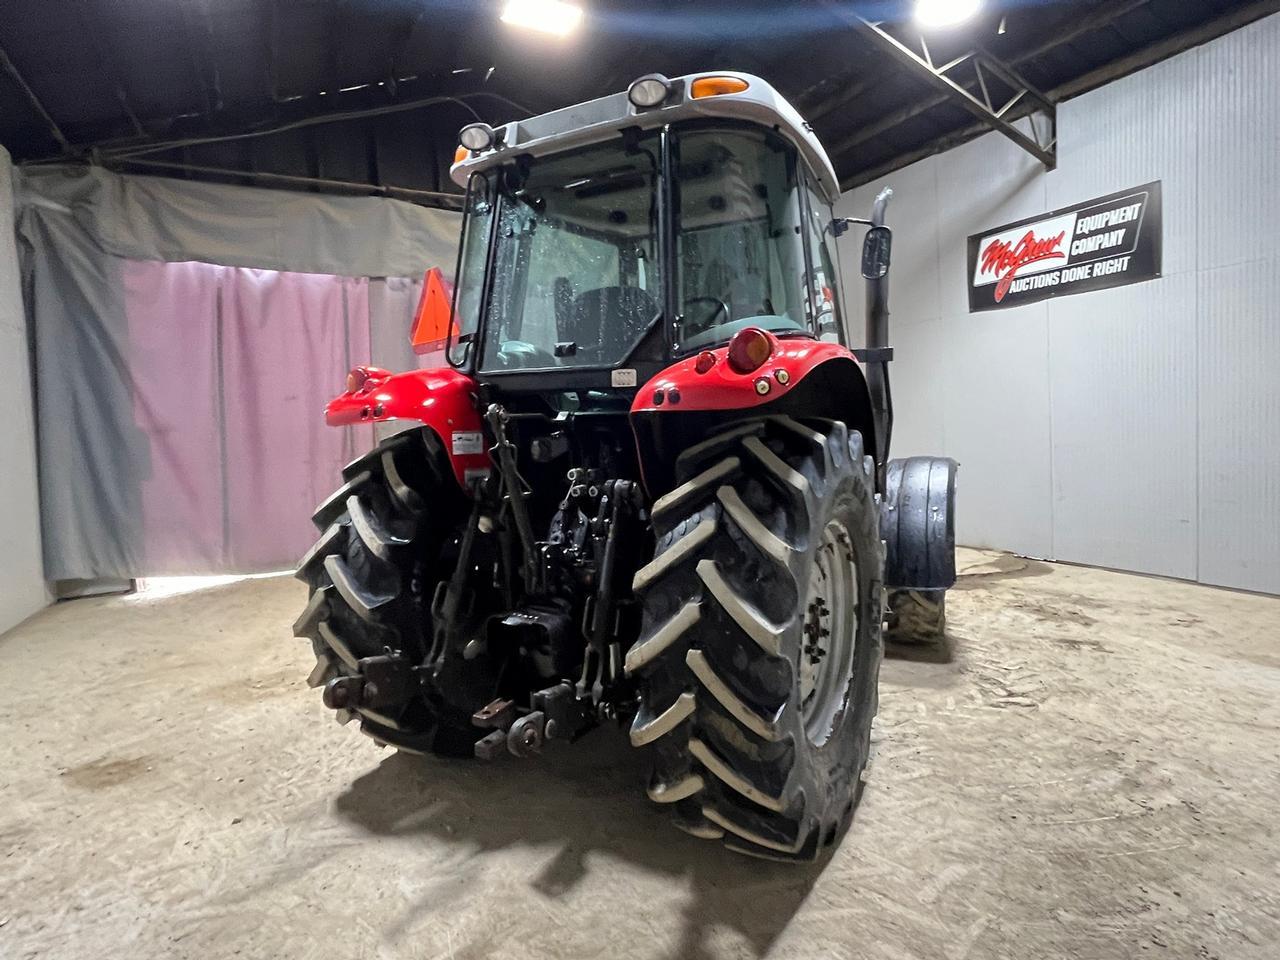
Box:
<box><xmin>863</xmin><ymin>187</ymin><xmax>894</xmax><ymax>470</ymax></box>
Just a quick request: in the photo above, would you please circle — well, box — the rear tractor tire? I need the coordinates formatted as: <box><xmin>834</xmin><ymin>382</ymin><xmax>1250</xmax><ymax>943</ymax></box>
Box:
<box><xmin>627</xmin><ymin>416</ymin><xmax>884</xmax><ymax>861</ymax></box>
<box><xmin>885</xmin><ymin>589</ymin><xmax>946</xmax><ymax>644</ymax></box>
<box><xmin>293</xmin><ymin>428</ymin><xmax>495</xmax><ymax>757</ymax></box>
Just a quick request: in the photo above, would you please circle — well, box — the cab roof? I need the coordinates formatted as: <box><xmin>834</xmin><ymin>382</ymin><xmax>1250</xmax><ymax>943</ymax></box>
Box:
<box><xmin>449</xmin><ymin>71</ymin><xmax>841</xmax><ymax>203</ymax></box>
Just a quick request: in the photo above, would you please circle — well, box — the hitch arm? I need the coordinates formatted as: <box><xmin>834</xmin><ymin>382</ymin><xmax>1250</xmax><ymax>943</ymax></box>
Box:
<box><xmin>485</xmin><ymin>403</ymin><xmax>543</xmax><ymax>595</ymax></box>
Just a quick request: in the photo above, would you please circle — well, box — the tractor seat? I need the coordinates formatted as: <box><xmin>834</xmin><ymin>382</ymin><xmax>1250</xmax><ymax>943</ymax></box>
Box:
<box><xmin>561</xmin><ymin>286</ymin><xmax>659</xmax><ymax>360</ymax></box>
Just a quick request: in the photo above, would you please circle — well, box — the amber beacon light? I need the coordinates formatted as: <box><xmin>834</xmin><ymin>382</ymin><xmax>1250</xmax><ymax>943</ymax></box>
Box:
<box><xmin>690</xmin><ymin>76</ymin><xmax>749</xmax><ymax>99</ymax></box>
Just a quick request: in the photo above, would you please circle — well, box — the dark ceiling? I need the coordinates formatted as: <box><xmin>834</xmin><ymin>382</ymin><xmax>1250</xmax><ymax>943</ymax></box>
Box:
<box><xmin>1</xmin><ymin>0</ymin><xmax>1274</xmax><ymax>206</ymax></box>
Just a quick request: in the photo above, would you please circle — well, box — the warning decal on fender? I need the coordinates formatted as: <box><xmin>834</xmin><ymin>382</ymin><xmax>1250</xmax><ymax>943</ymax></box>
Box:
<box><xmin>452</xmin><ymin>431</ymin><xmax>484</xmax><ymax>456</ymax></box>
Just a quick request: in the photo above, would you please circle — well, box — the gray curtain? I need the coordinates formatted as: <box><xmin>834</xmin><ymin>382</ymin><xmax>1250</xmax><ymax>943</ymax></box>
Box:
<box><xmin>15</xmin><ymin>163</ymin><xmax>460</xmax><ymax>580</ymax></box>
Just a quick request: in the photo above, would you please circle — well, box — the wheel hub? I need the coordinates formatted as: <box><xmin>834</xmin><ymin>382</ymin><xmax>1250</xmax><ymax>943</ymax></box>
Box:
<box><xmin>798</xmin><ymin>520</ymin><xmax>859</xmax><ymax>747</ymax></box>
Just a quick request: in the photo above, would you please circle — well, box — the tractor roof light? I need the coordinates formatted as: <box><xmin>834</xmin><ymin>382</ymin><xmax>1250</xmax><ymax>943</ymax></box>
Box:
<box><xmin>690</xmin><ymin>76</ymin><xmax>749</xmax><ymax>99</ymax></box>
<box><xmin>726</xmin><ymin>326</ymin><xmax>773</xmax><ymax>374</ymax></box>
<box><xmin>628</xmin><ymin>74</ymin><xmax>673</xmax><ymax>109</ymax></box>
<box><xmin>458</xmin><ymin>122</ymin><xmax>496</xmax><ymax>153</ymax></box>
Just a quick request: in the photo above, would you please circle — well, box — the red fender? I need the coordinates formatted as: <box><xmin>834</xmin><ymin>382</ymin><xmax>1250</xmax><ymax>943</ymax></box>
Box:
<box><xmin>628</xmin><ymin>329</ymin><xmax>877</xmax><ymax>497</ymax></box>
<box><xmin>630</xmin><ymin>329</ymin><xmax>857</xmax><ymax>414</ymax></box>
<box><xmin>325</xmin><ymin>365</ymin><xmax>489</xmax><ymax>490</ymax></box>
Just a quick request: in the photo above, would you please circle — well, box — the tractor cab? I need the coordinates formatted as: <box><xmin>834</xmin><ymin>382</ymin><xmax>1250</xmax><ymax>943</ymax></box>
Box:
<box><xmin>445</xmin><ymin>73</ymin><xmax>853</xmax><ymax>395</ymax></box>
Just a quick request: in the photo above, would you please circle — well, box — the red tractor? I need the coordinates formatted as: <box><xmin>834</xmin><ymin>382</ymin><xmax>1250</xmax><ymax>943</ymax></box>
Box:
<box><xmin>295</xmin><ymin>72</ymin><xmax>957</xmax><ymax>861</ymax></box>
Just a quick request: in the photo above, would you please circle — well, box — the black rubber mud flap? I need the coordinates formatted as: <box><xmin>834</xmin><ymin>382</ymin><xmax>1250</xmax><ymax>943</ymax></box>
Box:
<box><xmin>881</xmin><ymin>457</ymin><xmax>957</xmax><ymax>590</ymax></box>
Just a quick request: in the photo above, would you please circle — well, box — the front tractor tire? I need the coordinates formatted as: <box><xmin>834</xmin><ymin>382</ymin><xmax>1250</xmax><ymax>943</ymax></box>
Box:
<box><xmin>293</xmin><ymin>428</ymin><xmax>493</xmax><ymax>757</ymax></box>
<box><xmin>627</xmin><ymin>416</ymin><xmax>884</xmax><ymax>861</ymax></box>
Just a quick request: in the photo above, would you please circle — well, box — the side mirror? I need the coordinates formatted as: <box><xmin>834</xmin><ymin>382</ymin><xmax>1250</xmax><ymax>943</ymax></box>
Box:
<box><xmin>861</xmin><ymin>225</ymin><xmax>892</xmax><ymax>280</ymax></box>
<box><xmin>830</xmin><ymin>216</ymin><xmax>869</xmax><ymax>237</ymax></box>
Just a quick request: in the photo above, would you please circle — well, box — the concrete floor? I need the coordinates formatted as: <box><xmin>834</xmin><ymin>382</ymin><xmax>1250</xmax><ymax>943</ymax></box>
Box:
<box><xmin>3</xmin><ymin>548</ymin><xmax>1279</xmax><ymax>960</ymax></box>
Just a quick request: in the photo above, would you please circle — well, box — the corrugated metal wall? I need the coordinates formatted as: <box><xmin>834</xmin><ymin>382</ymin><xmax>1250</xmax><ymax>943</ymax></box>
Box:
<box><xmin>837</xmin><ymin>13</ymin><xmax>1280</xmax><ymax>595</ymax></box>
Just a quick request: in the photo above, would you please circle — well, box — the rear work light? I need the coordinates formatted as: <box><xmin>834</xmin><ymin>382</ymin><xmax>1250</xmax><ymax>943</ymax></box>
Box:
<box><xmin>628</xmin><ymin>74</ymin><xmax>673</xmax><ymax>109</ymax></box>
<box><xmin>726</xmin><ymin>327</ymin><xmax>773</xmax><ymax>374</ymax></box>
<box><xmin>690</xmin><ymin>76</ymin><xmax>749</xmax><ymax>99</ymax></box>
<box><xmin>458</xmin><ymin>122</ymin><xmax>496</xmax><ymax>153</ymax></box>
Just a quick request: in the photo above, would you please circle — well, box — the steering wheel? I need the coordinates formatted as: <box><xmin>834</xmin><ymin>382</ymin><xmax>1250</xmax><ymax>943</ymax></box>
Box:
<box><xmin>682</xmin><ymin>296</ymin><xmax>730</xmax><ymax>337</ymax></box>
<box><xmin>497</xmin><ymin>340</ymin><xmax>558</xmax><ymax>369</ymax></box>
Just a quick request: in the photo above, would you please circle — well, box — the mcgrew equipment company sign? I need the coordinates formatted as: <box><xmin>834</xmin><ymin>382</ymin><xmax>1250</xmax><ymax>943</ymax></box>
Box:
<box><xmin>967</xmin><ymin>182</ymin><xmax>1162</xmax><ymax>312</ymax></box>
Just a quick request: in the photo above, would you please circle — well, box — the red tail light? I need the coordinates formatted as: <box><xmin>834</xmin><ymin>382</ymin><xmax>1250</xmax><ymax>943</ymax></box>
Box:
<box><xmin>694</xmin><ymin>350</ymin><xmax>717</xmax><ymax>374</ymax></box>
<box><xmin>345</xmin><ymin>365</ymin><xmax>390</xmax><ymax>393</ymax></box>
<box><xmin>726</xmin><ymin>327</ymin><xmax>773</xmax><ymax>374</ymax></box>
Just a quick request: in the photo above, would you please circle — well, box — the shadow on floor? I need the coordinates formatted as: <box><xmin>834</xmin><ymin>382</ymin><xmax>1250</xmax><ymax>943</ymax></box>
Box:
<box><xmin>334</xmin><ymin>730</ymin><xmax>824</xmax><ymax>959</ymax></box>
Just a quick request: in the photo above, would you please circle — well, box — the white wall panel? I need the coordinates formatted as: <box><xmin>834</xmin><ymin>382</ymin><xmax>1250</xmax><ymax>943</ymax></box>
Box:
<box><xmin>835</xmin><ymin>13</ymin><xmax>1280</xmax><ymax>594</ymax></box>
<box><xmin>1196</xmin><ymin>13</ymin><xmax>1280</xmax><ymax>273</ymax></box>
<box><xmin>0</xmin><ymin>146</ymin><xmax>48</xmax><ymax>634</ymax></box>
<box><xmin>934</xmin><ymin>124</ymin><xmax>1048</xmax><ymax>312</ymax></box>
<box><xmin>1193</xmin><ymin>13</ymin><xmax>1280</xmax><ymax>593</ymax></box>
<box><xmin>1050</xmin><ymin>47</ymin><xmax>1201</xmax><ymax>279</ymax></box>
<box><xmin>877</xmin><ymin>316</ymin><xmax>948</xmax><ymax>462</ymax></box>
<box><xmin>1047</xmin><ymin>275</ymin><xmax>1198</xmax><ymax>579</ymax></box>
<box><xmin>1197</xmin><ymin>259</ymin><xmax>1280</xmax><ymax>594</ymax></box>
<box><xmin>836</xmin><ymin>157</ymin><xmax>942</xmax><ymax>329</ymax></box>
<box><xmin>838</xmin><ymin>124</ymin><xmax>1053</xmax><ymax>557</ymax></box>
<box><xmin>939</xmin><ymin>304</ymin><xmax>1054</xmax><ymax>557</ymax></box>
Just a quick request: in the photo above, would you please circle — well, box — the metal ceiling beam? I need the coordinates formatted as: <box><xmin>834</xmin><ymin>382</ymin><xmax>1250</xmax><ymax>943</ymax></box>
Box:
<box><xmin>794</xmin><ymin>63</ymin><xmax>874</xmax><ymax>117</ymax></box>
<box><xmin>74</xmin><ymin>0</ymin><xmax>147</xmax><ymax>138</ymax></box>
<box><xmin>838</xmin><ymin>0</ymin><xmax>1280</xmax><ymax>191</ymax></box>
<box><xmin>837</xmin><ymin>14</ymin><xmax>1057</xmax><ymax>169</ymax></box>
<box><xmin>806</xmin><ymin>77</ymin><xmax>875</xmax><ymax>125</ymax></box>
<box><xmin>826</xmin><ymin>79</ymin><xmax>952</xmax><ymax>159</ymax></box>
<box><xmin>841</xmin><ymin>114</ymin><xmax>991</xmax><ymax>190</ymax></box>
<box><xmin>1008</xmin><ymin>0</ymin><xmax>1152</xmax><ymax>68</ymax></box>
<box><xmin>266</xmin><ymin>0</ymin><xmax>281</xmax><ymax>102</ymax></box>
<box><xmin>820</xmin><ymin>0</ymin><xmax>1148</xmax><ymax>162</ymax></box>
<box><xmin>1052</xmin><ymin>0</ymin><xmax>1280</xmax><ymax>101</ymax></box>
<box><xmin>793</xmin><ymin>30</ymin><xmax>894</xmax><ymax>129</ymax></box>
<box><xmin>0</xmin><ymin>45</ymin><xmax>70</xmax><ymax>151</ymax></box>
<box><xmin>91</xmin><ymin>89</ymin><xmax>515</xmax><ymax>162</ymax></box>
<box><xmin>385</xmin><ymin>9</ymin><xmax>424</xmax><ymax>96</ymax></box>
<box><xmin>179</xmin><ymin>0</ymin><xmax>225</xmax><ymax>114</ymax></box>
<box><xmin>325</xmin><ymin>0</ymin><xmax>358</xmax><ymax>94</ymax></box>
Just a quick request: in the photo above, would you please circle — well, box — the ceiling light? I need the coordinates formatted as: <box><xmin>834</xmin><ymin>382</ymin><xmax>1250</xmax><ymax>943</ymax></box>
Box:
<box><xmin>500</xmin><ymin>0</ymin><xmax>583</xmax><ymax>36</ymax></box>
<box><xmin>915</xmin><ymin>0</ymin><xmax>981</xmax><ymax>29</ymax></box>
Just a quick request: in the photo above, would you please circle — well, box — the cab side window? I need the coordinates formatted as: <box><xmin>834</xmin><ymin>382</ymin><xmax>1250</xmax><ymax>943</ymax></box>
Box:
<box><xmin>673</xmin><ymin>127</ymin><xmax>809</xmax><ymax>352</ymax></box>
<box><xmin>801</xmin><ymin>176</ymin><xmax>846</xmax><ymax>344</ymax></box>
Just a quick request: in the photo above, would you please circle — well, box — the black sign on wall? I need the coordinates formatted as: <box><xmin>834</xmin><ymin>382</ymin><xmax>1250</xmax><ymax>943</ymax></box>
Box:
<box><xmin>967</xmin><ymin>182</ymin><xmax>1162</xmax><ymax>312</ymax></box>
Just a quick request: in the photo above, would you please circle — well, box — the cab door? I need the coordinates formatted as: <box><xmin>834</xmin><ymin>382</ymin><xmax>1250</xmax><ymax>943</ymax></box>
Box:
<box><xmin>799</xmin><ymin>172</ymin><xmax>848</xmax><ymax>345</ymax></box>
